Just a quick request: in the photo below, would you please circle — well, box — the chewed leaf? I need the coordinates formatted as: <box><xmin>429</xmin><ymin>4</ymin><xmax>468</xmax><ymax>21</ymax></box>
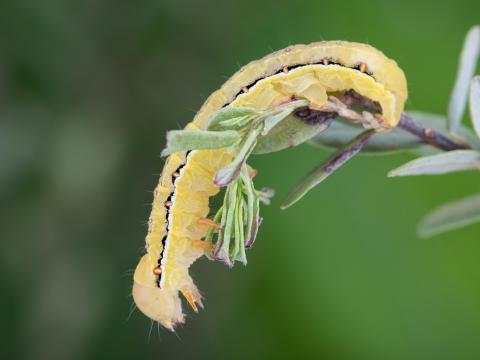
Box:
<box><xmin>281</xmin><ymin>130</ymin><xmax>374</xmax><ymax>209</ymax></box>
<box><xmin>208</xmin><ymin>106</ymin><xmax>258</xmax><ymax>131</ymax></box>
<box><xmin>162</xmin><ymin>129</ymin><xmax>240</xmax><ymax>156</ymax></box>
<box><xmin>388</xmin><ymin>150</ymin><xmax>480</xmax><ymax>177</ymax></box>
<box><xmin>418</xmin><ymin>193</ymin><xmax>480</xmax><ymax>237</ymax></box>
<box><xmin>470</xmin><ymin>76</ymin><xmax>480</xmax><ymax>138</ymax></box>
<box><xmin>262</xmin><ymin>99</ymin><xmax>309</xmax><ymax>135</ymax></box>
<box><xmin>214</xmin><ymin>127</ymin><xmax>261</xmax><ymax>186</ymax></box>
<box><xmin>448</xmin><ymin>26</ymin><xmax>480</xmax><ymax>133</ymax></box>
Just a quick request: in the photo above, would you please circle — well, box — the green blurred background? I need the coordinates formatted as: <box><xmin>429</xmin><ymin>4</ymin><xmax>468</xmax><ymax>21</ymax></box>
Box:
<box><xmin>2</xmin><ymin>0</ymin><xmax>480</xmax><ymax>359</ymax></box>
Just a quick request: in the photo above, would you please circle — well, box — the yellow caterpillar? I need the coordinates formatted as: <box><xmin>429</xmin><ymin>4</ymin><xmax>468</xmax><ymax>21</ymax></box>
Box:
<box><xmin>132</xmin><ymin>41</ymin><xmax>407</xmax><ymax>330</ymax></box>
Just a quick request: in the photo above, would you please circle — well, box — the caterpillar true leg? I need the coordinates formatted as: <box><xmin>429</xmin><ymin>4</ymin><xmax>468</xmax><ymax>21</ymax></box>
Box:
<box><xmin>192</xmin><ymin>240</ymin><xmax>216</xmax><ymax>250</ymax></box>
<box><xmin>180</xmin><ymin>279</ymin><xmax>204</xmax><ymax>312</ymax></box>
<box><xmin>198</xmin><ymin>217</ymin><xmax>222</xmax><ymax>230</ymax></box>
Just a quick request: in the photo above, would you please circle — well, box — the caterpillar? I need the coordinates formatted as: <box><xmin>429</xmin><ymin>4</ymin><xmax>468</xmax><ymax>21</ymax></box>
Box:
<box><xmin>132</xmin><ymin>40</ymin><xmax>408</xmax><ymax>330</ymax></box>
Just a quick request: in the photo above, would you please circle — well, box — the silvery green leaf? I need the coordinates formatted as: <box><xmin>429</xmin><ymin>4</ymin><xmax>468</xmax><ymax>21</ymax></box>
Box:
<box><xmin>247</xmin><ymin>199</ymin><xmax>260</xmax><ymax>249</ymax></box>
<box><xmin>470</xmin><ymin>76</ymin><xmax>480</xmax><ymax>138</ymax></box>
<box><xmin>388</xmin><ymin>150</ymin><xmax>480</xmax><ymax>177</ymax></box>
<box><xmin>254</xmin><ymin>113</ymin><xmax>331</xmax><ymax>154</ymax></box>
<box><xmin>309</xmin><ymin>119</ymin><xmax>421</xmax><ymax>153</ymax></box>
<box><xmin>214</xmin><ymin>182</ymin><xmax>238</xmax><ymax>267</ymax></box>
<box><xmin>208</xmin><ymin>106</ymin><xmax>258</xmax><ymax>130</ymax></box>
<box><xmin>215</xmin><ymin>127</ymin><xmax>261</xmax><ymax>186</ymax></box>
<box><xmin>234</xmin><ymin>188</ymin><xmax>247</xmax><ymax>264</ymax></box>
<box><xmin>240</xmin><ymin>168</ymin><xmax>261</xmax><ymax>248</ymax></box>
<box><xmin>262</xmin><ymin>99</ymin><xmax>309</xmax><ymax>135</ymax></box>
<box><xmin>240</xmin><ymin>169</ymin><xmax>255</xmax><ymax>245</ymax></box>
<box><xmin>309</xmin><ymin>112</ymin><xmax>480</xmax><ymax>153</ymax></box>
<box><xmin>448</xmin><ymin>26</ymin><xmax>480</xmax><ymax>132</ymax></box>
<box><xmin>281</xmin><ymin>130</ymin><xmax>374</xmax><ymax>209</ymax></box>
<box><xmin>230</xmin><ymin>185</ymin><xmax>243</xmax><ymax>263</ymax></box>
<box><xmin>161</xmin><ymin>129</ymin><xmax>240</xmax><ymax>156</ymax></box>
<box><xmin>418</xmin><ymin>193</ymin><xmax>480</xmax><ymax>237</ymax></box>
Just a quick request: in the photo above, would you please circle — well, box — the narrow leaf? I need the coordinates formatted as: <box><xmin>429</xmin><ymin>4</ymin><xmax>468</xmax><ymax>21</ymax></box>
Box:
<box><xmin>247</xmin><ymin>199</ymin><xmax>260</xmax><ymax>249</ymax></box>
<box><xmin>310</xmin><ymin>111</ymin><xmax>480</xmax><ymax>154</ymax></box>
<box><xmin>418</xmin><ymin>193</ymin><xmax>480</xmax><ymax>237</ymax></box>
<box><xmin>233</xmin><ymin>185</ymin><xmax>247</xmax><ymax>264</ymax></box>
<box><xmin>448</xmin><ymin>26</ymin><xmax>480</xmax><ymax>132</ymax></box>
<box><xmin>470</xmin><ymin>76</ymin><xmax>480</xmax><ymax>138</ymax></box>
<box><xmin>214</xmin><ymin>127</ymin><xmax>260</xmax><ymax>186</ymax></box>
<box><xmin>309</xmin><ymin>119</ymin><xmax>421</xmax><ymax>153</ymax></box>
<box><xmin>261</xmin><ymin>99</ymin><xmax>309</xmax><ymax>135</ymax></box>
<box><xmin>231</xmin><ymin>186</ymin><xmax>242</xmax><ymax>262</ymax></box>
<box><xmin>254</xmin><ymin>113</ymin><xmax>331</xmax><ymax>154</ymax></box>
<box><xmin>240</xmin><ymin>168</ymin><xmax>261</xmax><ymax>249</ymax></box>
<box><xmin>214</xmin><ymin>182</ymin><xmax>238</xmax><ymax>267</ymax></box>
<box><xmin>161</xmin><ymin>129</ymin><xmax>239</xmax><ymax>156</ymax></box>
<box><xmin>281</xmin><ymin>130</ymin><xmax>374</xmax><ymax>209</ymax></box>
<box><xmin>388</xmin><ymin>150</ymin><xmax>480</xmax><ymax>177</ymax></box>
<box><xmin>208</xmin><ymin>106</ymin><xmax>258</xmax><ymax>130</ymax></box>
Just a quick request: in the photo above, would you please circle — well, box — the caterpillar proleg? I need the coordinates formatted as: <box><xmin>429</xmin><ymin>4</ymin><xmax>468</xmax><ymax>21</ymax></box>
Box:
<box><xmin>132</xmin><ymin>40</ymin><xmax>407</xmax><ymax>330</ymax></box>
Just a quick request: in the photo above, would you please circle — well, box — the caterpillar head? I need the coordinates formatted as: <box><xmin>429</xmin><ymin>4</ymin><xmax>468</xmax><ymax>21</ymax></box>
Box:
<box><xmin>132</xmin><ymin>255</ymin><xmax>184</xmax><ymax>330</ymax></box>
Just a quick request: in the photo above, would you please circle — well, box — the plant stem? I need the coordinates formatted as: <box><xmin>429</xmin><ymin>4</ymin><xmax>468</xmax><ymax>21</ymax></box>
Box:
<box><xmin>337</xmin><ymin>91</ymin><xmax>471</xmax><ymax>152</ymax></box>
<box><xmin>398</xmin><ymin>113</ymin><xmax>470</xmax><ymax>151</ymax></box>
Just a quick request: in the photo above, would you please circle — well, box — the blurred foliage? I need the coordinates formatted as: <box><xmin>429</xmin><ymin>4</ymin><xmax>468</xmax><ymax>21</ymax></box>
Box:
<box><xmin>1</xmin><ymin>0</ymin><xmax>480</xmax><ymax>359</ymax></box>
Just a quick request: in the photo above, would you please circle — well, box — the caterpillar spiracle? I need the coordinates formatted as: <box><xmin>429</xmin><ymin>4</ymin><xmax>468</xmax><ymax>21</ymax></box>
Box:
<box><xmin>132</xmin><ymin>41</ymin><xmax>408</xmax><ymax>330</ymax></box>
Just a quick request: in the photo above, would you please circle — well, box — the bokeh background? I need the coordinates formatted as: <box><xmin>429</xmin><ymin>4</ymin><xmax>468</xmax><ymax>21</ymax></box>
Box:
<box><xmin>2</xmin><ymin>0</ymin><xmax>480</xmax><ymax>359</ymax></box>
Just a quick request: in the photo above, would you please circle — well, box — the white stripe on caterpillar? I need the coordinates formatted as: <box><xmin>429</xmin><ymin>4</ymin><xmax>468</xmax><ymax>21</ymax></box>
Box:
<box><xmin>159</xmin><ymin>151</ymin><xmax>190</xmax><ymax>289</ymax></box>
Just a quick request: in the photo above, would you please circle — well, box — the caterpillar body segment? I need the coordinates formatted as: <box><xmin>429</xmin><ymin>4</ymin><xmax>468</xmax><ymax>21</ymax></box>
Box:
<box><xmin>133</xmin><ymin>146</ymin><xmax>232</xmax><ymax>329</ymax></box>
<box><xmin>132</xmin><ymin>40</ymin><xmax>408</xmax><ymax>330</ymax></box>
<box><xmin>195</xmin><ymin>41</ymin><xmax>407</xmax><ymax>128</ymax></box>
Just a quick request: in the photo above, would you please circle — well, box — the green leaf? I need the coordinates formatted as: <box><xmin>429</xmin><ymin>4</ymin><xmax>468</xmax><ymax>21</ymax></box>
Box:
<box><xmin>233</xmin><ymin>184</ymin><xmax>247</xmax><ymax>264</ymax></box>
<box><xmin>388</xmin><ymin>150</ymin><xmax>480</xmax><ymax>177</ymax></box>
<box><xmin>281</xmin><ymin>130</ymin><xmax>374</xmax><ymax>209</ymax></box>
<box><xmin>309</xmin><ymin>119</ymin><xmax>421</xmax><ymax>153</ymax></box>
<box><xmin>214</xmin><ymin>181</ymin><xmax>238</xmax><ymax>267</ymax></box>
<box><xmin>418</xmin><ymin>193</ymin><xmax>480</xmax><ymax>237</ymax></box>
<box><xmin>214</xmin><ymin>127</ymin><xmax>261</xmax><ymax>186</ymax></box>
<box><xmin>261</xmin><ymin>99</ymin><xmax>309</xmax><ymax>135</ymax></box>
<box><xmin>240</xmin><ymin>167</ymin><xmax>261</xmax><ymax>248</ymax></box>
<box><xmin>161</xmin><ymin>129</ymin><xmax>240</xmax><ymax>156</ymax></box>
<box><xmin>470</xmin><ymin>76</ymin><xmax>480</xmax><ymax>139</ymax></box>
<box><xmin>208</xmin><ymin>106</ymin><xmax>258</xmax><ymax>131</ymax></box>
<box><xmin>448</xmin><ymin>25</ymin><xmax>480</xmax><ymax>133</ymax></box>
<box><xmin>309</xmin><ymin>111</ymin><xmax>480</xmax><ymax>154</ymax></box>
<box><xmin>254</xmin><ymin>113</ymin><xmax>331</xmax><ymax>154</ymax></box>
<box><xmin>207</xmin><ymin>164</ymin><xmax>267</xmax><ymax>265</ymax></box>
